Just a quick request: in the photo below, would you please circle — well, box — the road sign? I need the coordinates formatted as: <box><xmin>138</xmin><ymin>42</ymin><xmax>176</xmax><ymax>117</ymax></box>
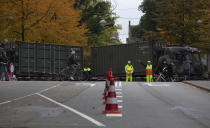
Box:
<box><xmin>10</xmin><ymin>63</ymin><xmax>14</xmax><ymax>77</ymax></box>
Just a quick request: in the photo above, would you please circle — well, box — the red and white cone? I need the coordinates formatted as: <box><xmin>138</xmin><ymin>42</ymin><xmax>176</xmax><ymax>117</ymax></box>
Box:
<box><xmin>103</xmin><ymin>79</ymin><xmax>109</xmax><ymax>98</ymax></box>
<box><xmin>102</xmin><ymin>68</ymin><xmax>112</xmax><ymax>103</ymax></box>
<box><xmin>103</xmin><ymin>77</ymin><xmax>122</xmax><ymax>117</ymax></box>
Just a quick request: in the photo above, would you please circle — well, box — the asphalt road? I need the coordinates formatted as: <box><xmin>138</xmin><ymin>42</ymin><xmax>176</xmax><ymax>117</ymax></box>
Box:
<box><xmin>0</xmin><ymin>81</ymin><xmax>210</xmax><ymax>128</ymax></box>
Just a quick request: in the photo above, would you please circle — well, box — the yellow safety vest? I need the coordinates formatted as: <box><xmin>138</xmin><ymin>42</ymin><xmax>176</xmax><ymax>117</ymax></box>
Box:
<box><xmin>125</xmin><ymin>64</ymin><xmax>134</xmax><ymax>76</ymax></box>
<box><xmin>84</xmin><ymin>67</ymin><xmax>91</xmax><ymax>71</ymax></box>
<box><xmin>146</xmin><ymin>65</ymin><xmax>152</xmax><ymax>75</ymax></box>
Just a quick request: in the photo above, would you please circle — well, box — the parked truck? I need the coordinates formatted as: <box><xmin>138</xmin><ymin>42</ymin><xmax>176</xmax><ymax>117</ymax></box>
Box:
<box><xmin>4</xmin><ymin>41</ymin><xmax>84</xmax><ymax>80</ymax></box>
<box><xmin>91</xmin><ymin>41</ymin><xmax>204</xmax><ymax>80</ymax></box>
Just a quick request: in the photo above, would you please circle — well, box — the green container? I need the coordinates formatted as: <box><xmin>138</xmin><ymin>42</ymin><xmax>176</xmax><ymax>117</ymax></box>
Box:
<box><xmin>5</xmin><ymin>41</ymin><xmax>83</xmax><ymax>77</ymax></box>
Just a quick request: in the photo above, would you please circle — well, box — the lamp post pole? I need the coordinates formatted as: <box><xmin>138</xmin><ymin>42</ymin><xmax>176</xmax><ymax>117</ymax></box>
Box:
<box><xmin>99</xmin><ymin>19</ymin><xmax>118</xmax><ymax>42</ymax></box>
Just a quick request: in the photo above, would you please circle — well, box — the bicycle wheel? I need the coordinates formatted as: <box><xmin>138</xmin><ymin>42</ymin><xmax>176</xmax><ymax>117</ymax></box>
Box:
<box><xmin>76</xmin><ymin>70</ymin><xmax>85</xmax><ymax>81</ymax></box>
<box><xmin>156</xmin><ymin>74</ymin><xmax>162</xmax><ymax>82</ymax></box>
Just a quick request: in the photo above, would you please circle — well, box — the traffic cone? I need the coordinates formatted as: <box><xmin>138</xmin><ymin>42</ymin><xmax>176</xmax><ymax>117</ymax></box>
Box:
<box><xmin>102</xmin><ymin>81</ymin><xmax>108</xmax><ymax>104</ymax></box>
<box><xmin>103</xmin><ymin>77</ymin><xmax>121</xmax><ymax>115</ymax></box>
<box><xmin>103</xmin><ymin>79</ymin><xmax>109</xmax><ymax>98</ymax></box>
<box><xmin>102</xmin><ymin>69</ymin><xmax>112</xmax><ymax>101</ymax></box>
<box><xmin>102</xmin><ymin>76</ymin><xmax>111</xmax><ymax>104</ymax></box>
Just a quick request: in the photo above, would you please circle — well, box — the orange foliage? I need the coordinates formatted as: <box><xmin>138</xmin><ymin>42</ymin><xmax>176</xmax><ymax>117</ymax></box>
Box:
<box><xmin>0</xmin><ymin>0</ymin><xmax>87</xmax><ymax>46</ymax></box>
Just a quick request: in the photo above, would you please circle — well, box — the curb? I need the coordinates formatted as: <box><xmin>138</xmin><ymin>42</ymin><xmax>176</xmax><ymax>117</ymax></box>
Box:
<box><xmin>182</xmin><ymin>82</ymin><xmax>210</xmax><ymax>93</ymax></box>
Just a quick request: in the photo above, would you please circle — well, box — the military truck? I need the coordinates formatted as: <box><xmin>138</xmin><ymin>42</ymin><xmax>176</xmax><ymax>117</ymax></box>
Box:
<box><xmin>91</xmin><ymin>41</ymin><xmax>204</xmax><ymax>80</ymax></box>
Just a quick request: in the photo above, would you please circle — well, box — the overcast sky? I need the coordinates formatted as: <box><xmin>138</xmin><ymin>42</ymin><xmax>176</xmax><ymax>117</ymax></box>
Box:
<box><xmin>110</xmin><ymin>0</ymin><xmax>144</xmax><ymax>43</ymax></box>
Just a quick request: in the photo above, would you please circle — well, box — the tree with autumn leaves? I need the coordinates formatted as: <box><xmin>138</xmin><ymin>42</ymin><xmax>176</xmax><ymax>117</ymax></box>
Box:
<box><xmin>0</xmin><ymin>0</ymin><xmax>87</xmax><ymax>46</ymax></box>
<box><xmin>75</xmin><ymin>0</ymin><xmax>121</xmax><ymax>46</ymax></box>
<box><xmin>138</xmin><ymin>0</ymin><xmax>210</xmax><ymax>51</ymax></box>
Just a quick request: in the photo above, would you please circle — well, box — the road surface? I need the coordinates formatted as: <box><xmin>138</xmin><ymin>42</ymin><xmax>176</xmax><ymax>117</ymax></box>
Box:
<box><xmin>0</xmin><ymin>81</ymin><xmax>210</xmax><ymax>128</ymax></box>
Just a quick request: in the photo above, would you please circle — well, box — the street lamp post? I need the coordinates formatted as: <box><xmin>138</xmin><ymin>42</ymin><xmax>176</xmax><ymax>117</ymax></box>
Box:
<box><xmin>99</xmin><ymin>20</ymin><xmax>107</xmax><ymax>27</ymax></box>
<box><xmin>197</xmin><ymin>19</ymin><xmax>202</xmax><ymax>25</ymax></box>
<box><xmin>99</xmin><ymin>19</ymin><xmax>118</xmax><ymax>42</ymax></box>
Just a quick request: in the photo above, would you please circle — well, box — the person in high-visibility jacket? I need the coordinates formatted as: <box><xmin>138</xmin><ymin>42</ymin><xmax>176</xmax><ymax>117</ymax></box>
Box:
<box><xmin>84</xmin><ymin>67</ymin><xmax>91</xmax><ymax>80</ymax></box>
<box><xmin>125</xmin><ymin>61</ymin><xmax>134</xmax><ymax>82</ymax></box>
<box><xmin>146</xmin><ymin>61</ymin><xmax>153</xmax><ymax>82</ymax></box>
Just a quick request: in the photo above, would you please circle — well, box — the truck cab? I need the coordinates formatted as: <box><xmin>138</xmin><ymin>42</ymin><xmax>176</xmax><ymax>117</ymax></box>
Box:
<box><xmin>161</xmin><ymin>46</ymin><xmax>203</xmax><ymax>79</ymax></box>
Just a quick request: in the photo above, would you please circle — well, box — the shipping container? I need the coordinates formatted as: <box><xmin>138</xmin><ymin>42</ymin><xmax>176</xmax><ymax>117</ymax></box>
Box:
<box><xmin>91</xmin><ymin>41</ymin><xmax>165</xmax><ymax>77</ymax></box>
<box><xmin>5</xmin><ymin>41</ymin><xmax>83</xmax><ymax>79</ymax></box>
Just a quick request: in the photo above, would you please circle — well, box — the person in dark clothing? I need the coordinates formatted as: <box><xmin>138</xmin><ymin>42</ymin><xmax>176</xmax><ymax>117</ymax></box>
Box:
<box><xmin>67</xmin><ymin>50</ymin><xmax>77</xmax><ymax>66</ymax></box>
<box><xmin>0</xmin><ymin>51</ymin><xmax>9</xmax><ymax>81</ymax></box>
<box><xmin>66</xmin><ymin>50</ymin><xmax>78</xmax><ymax>80</ymax></box>
<box><xmin>156</xmin><ymin>60</ymin><xmax>168</xmax><ymax>74</ymax></box>
<box><xmin>0</xmin><ymin>43</ymin><xmax>4</xmax><ymax>80</ymax></box>
<box><xmin>160</xmin><ymin>60</ymin><xmax>174</xmax><ymax>81</ymax></box>
<box><xmin>167</xmin><ymin>60</ymin><xmax>174</xmax><ymax>80</ymax></box>
<box><xmin>0</xmin><ymin>43</ymin><xmax>4</xmax><ymax>57</ymax></box>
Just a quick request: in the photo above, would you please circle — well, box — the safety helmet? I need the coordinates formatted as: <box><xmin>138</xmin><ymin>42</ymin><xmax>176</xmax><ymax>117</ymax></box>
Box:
<box><xmin>128</xmin><ymin>60</ymin><xmax>131</xmax><ymax>64</ymax></box>
<box><xmin>147</xmin><ymin>61</ymin><xmax>151</xmax><ymax>63</ymax></box>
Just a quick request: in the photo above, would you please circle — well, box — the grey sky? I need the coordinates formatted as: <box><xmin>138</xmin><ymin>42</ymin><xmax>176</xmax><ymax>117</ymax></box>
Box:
<box><xmin>110</xmin><ymin>0</ymin><xmax>144</xmax><ymax>43</ymax></box>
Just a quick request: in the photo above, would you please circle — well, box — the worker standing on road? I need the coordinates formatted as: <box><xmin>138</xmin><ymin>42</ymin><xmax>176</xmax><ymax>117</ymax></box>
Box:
<box><xmin>146</xmin><ymin>61</ymin><xmax>153</xmax><ymax>82</ymax></box>
<box><xmin>0</xmin><ymin>51</ymin><xmax>9</xmax><ymax>81</ymax></box>
<box><xmin>84</xmin><ymin>66</ymin><xmax>92</xmax><ymax>80</ymax></box>
<box><xmin>125</xmin><ymin>61</ymin><xmax>134</xmax><ymax>82</ymax></box>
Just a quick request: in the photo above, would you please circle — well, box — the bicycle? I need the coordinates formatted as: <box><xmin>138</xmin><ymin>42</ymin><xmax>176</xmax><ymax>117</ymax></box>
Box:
<box><xmin>59</xmin><ymin>63</ymin><xmax>86</xmax><ymax>81</ymax></box>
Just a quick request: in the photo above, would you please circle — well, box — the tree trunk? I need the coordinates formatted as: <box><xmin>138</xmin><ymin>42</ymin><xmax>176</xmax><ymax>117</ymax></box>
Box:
<box><xmin>21</xmin><ymin>0</ymin><xmax>25</xmax><ymax>41</ymax></box>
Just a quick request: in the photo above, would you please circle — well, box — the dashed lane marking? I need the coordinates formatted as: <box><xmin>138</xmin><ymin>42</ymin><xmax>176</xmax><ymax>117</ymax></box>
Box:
<box><xmin>115</xmin><ymin>82</ymin><xmax>122</xmax><ymax>88</ymax></box>
<box><xmin>0</xmin><ymin>82</ymin><xmax>63</xmax><ymax>105</ymax></box>
<box><xmin>106</xmin><ymin>114</ymin><xmax>122</xmax><ymax>117</ymax></box>
<box><xmin>36</xmin><ymin>93</ymin><xmax>106</xmax><ymax>127</ymax></box>
<box><xmin>116</xmin><ymin>92</ymin><xmax>122</xmax><ymax>94</ymax></box>
<box><xmin>115</xmin><ymin>82</ymin><xmax>118</xmax><ymax>87</ymax></box>
<box><xmin>116</xmin><ymin>88</ymin><xmax>122</xmax><ymax>91</ymax></box>
<box><xmin>90</xmin><ymin>84</ymin><xmax>95</xmax><ymax>87</ymax></box>
<box><xmin>118</xmin><ymin>105</ymin><xmax>123</xmax><ymax>108</ymax></box>
<box><xmin>147</xmin><ymin>83</ymin><xmax>170</xmax><ymax>87</ymax></box>
<box><xmin>119</xmin><ymin>81</ymin><xmax>122</xmax><ymax>87</ymax></box>
<box><xmin>117</xmin><ymin>100</ymin><xmax>123</xmax><ymax>103</ymax></box>
<box><xmin>117</xmin><ymin>96</ymin><xmax>123</xmax><ymax>98</ymax></box>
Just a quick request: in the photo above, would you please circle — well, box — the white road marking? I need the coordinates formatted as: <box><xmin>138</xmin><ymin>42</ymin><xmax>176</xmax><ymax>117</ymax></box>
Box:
<box><xmin>90</xmin><ymin>84</ymin><xmax>95</xmax><ymax>87</ymax></box>
<box><xmin>116</xmin><ymin>86</ymin><xmax>122</xmax><ymax>89</ymax></box>
<box><xmin>0</xmin><ymin>101</ymin><xmax>11</xmax><ymax>105</ymax></box>
<box><xmin>0</xmin><ymin>82</ymin><xmax>63</xmax><ymax>105</ymax></box>
<box><xmin>117</xmin><ymin>96</ymin><xmax>123</xmax><ymax>98</ymax></box>
<box><xmin>38</xmin><ymin>85</ymin><xmax>59</xmax><ymax>93</ymax></box>
<box><xmin>118</xmin><ymin>105</ymin><xmax>123</xmax><ymax>108</ymax></box>
<box><xmin>116</xmin><ymin>92</ymin><xmax>122</xmax><ymax>94</ymax></box>
<box><xmin>147</xmin><ymin>83</ymin><xmax>170</xmax><ymax>86</ymax></box>
<box><xmin>115</xmin><ymin>82</ymin><xmax>118</xmax><ymax>87</ymax></box>
<box><xmin>106</xmin><ymin>114</ymin><xmax>122</xmax><ymax>117</ymax></box>
<box><xmin>119</xmin><ymin>82</ymin><xmax>122</xmax><ymax>87</ymax></box>
<box><xmin>37</xmin><ymin>93</ymin><xmax>106</xmax><ymax>127</ymax></box>
<box><xmin>117</xmin><ymin>100</ymin><xmax>123</xmax><ymax>103</ymax></box>
<box><xmin>116</xmin><ymin>89</ymin><xmax>122</xmax><ymax>91</ymax></box>
<box><xmin>115</xmin><ymin>82</ymin><xmax>123</xmax><ymax>88</ymax></box>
